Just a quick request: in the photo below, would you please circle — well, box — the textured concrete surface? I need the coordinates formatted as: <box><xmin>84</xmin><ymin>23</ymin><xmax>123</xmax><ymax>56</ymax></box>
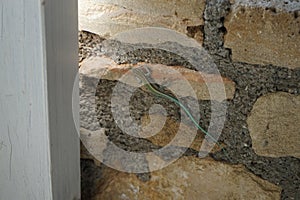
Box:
<box><xmin>79</xmin><ymin>30</ymin><xmax>300</xmax><ymax>199</ymax></box>
<box><xmin>79</xmin><ymin>0</ymin><xmax>300</xmax><ymax>199</ymax></box>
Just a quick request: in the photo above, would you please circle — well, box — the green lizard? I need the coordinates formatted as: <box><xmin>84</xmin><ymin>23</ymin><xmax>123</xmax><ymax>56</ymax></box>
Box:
<box><xmin>132</xmin><ymin>66</ymin><xmax>229</xmax><ymax>159</ymax></box>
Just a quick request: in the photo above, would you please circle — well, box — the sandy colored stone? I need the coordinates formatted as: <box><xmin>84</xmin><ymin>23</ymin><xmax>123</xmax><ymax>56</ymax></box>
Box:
<box><xmin>80</xmin><ymin>128</ymin><xmax>108</xmax><ymax>166</ymax></box>
<box><xmin>224</xmin><ymin>0</ymin><xmax>300</xmax><ymax>69</ymax></box>
<box><xmin>140</xmin><ymin>114</ymin><xmax>225</xmax><ymax>154</ymax></box>
<box><xmin>79</xmin><ymin>56</ymin><xmax>236</xmax><ymax>101</ymax></box>
<box><xmin>78</xmin><ymin>0</ymin><xmax>205</xmax><ymax>43</ymax></box>
<box><xmin>247</xmin><ymin>92</ymin><xmax>300</xmax><ymax>158</ymax></box>
<box><xmin>94</xmin><ymin>157</ymin><xmax>281</xmax><ymax>200</ymax></box>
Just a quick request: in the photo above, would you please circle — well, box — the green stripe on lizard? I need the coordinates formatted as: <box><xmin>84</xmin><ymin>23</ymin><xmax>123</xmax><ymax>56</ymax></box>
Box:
<box><xmin>132</xmin><ymin>67</ymin><xmax>228</xmax><ymax>158</ymax></box>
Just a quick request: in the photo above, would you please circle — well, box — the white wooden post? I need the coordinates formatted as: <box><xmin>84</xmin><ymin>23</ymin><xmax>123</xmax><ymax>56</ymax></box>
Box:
<box><xmin>0</xmin><ymin>0</ymin><xmax>80</xmax><ymax>199</ymax></box>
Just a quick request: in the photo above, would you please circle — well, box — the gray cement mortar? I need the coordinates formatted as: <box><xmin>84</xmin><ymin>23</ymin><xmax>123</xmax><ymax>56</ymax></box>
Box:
<box><xmin>203</xmin><ymin>1</ymin><xmax>300</xmax><ymax>199</ymax></box>
<box><xmin>79</xmin><ymin>1</ymin><xmax>300</xmax><ymax>199</ymax></box>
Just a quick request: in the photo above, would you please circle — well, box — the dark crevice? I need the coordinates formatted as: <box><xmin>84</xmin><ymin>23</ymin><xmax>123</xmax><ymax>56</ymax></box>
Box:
<box><xmin>294</xmin><ymin>10</ymin><xmax>299</xmax><ymax>19</ymax></box>
<box><xmin>186</xmin><ymin>25</ymin><xmax>204</xmax><ymax>38</ymax></box>
<box><xmin>203</xmin><ymin>0</ymin><xmax>231</xmax><ymax>58</ymax></box>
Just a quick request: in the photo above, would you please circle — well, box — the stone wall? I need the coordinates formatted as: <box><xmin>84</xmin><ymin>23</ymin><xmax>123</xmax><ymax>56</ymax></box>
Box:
<box><xmin>78</xmin><ymin>0</ymin><xmax>300</xmax><ymax>199</ymax></box>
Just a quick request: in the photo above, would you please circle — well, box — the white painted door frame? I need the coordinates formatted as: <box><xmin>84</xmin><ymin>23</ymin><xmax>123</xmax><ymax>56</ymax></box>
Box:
<box><xmin>0</xmin><ymin>0</ymin><xmax>80</xmax><ymax>199</ymax></box>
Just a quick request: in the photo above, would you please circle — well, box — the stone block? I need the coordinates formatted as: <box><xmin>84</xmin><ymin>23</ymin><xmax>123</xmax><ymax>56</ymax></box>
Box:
<box><xmin>79</xmin><ymin>0</ymin><xmax>205</xmax><ymax>43</ymax></box>
<box><xmin>79</xmin><ymin>56</ymin><xmax>236</xmax><ymax>101</ymax></box>
<box><xmin>140</xmin><ymin>114</ymin><xmax>225</xmax><ymax>153</ymax></box>
<box><xmin>224</xmin><ymin>0</ymin><xmax>300</xmax><ymax>69</ymax></box>
<box><xmin>93</xmin><ymin>157</ymin><xmax>281</xmax><ymax>200</ymax></box>
<box><xmin>247</xmin><ymin>92</ymin><xmax>300</xmax><ymax>158</ymax></box>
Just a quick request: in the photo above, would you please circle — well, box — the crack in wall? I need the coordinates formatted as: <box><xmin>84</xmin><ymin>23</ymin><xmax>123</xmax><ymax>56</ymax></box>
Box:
<box><xmin>7</xmin><ymin>125</ymin><xmax>12</xmax><ymax>180</ymax></box>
